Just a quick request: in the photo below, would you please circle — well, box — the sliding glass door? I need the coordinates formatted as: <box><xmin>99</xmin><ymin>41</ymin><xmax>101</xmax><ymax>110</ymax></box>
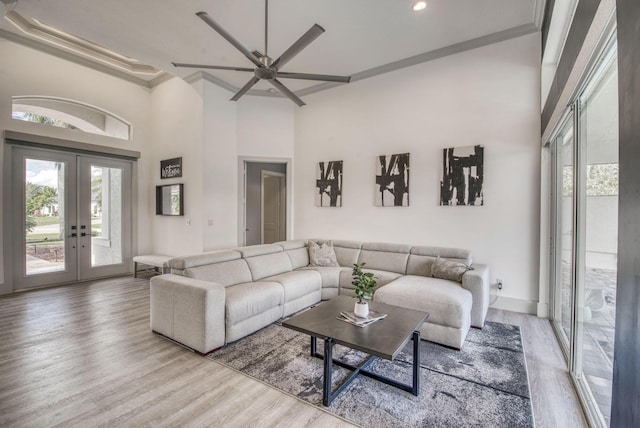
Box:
<box><xmin>552</xmin><ymin>114</ymin><xmax>575</xmax><ymax>350</ymax></box>
<box><xmin>549</xmin><ymin>39</ymin><xmax>618</xmax><ymax>427</ymax></box>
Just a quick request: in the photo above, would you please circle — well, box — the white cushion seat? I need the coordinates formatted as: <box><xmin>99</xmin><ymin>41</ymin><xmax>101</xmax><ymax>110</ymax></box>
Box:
<box><xmin>374</xmin><ymin>275</ymin><xmax>472</xmax><ymax>348</ymax></box>
<box><xmin>225</xmin><ymin>281</ymin><xmax>284</xmax><ymax>343</ymax></box>
<box><xmin>300</xmin><ymin>266</ymin><xmax>348</xmax><ymax>300</ymax></box>
<box><xmin>263</xmin><ymin>270</ymin><xmax>322</xmax><ymax>316</ymax></box>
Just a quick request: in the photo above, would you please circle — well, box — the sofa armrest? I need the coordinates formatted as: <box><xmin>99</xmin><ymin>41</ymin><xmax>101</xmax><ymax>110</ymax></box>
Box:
<box><xmin>150</xmin><ymin>274</ymin><xmax>226</xmax><ymax>354</ymax></box>
<box><xmin>461</xmin><ymin>264</ymin><xmax>490</xmax><ymax>328</ymax></box>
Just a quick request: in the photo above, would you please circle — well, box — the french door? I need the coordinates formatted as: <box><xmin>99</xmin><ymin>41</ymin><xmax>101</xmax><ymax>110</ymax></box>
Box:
<box><xmin>11</xmin><ymin>146</ymin><xmax>133</xmax><ymax>290</ymax></box>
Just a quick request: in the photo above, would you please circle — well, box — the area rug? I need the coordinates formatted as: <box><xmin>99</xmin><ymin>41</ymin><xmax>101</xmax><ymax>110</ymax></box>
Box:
<box><xmin>206</xmin><ymin>321</ymin><xmax>534</xmax><ymax>427</ymax></box>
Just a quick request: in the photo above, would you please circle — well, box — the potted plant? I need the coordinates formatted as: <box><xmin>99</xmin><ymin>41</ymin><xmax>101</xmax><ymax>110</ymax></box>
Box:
<box><xmin>352</xmin><ymin>262</ymin><xmax>377</xmax><ymax>317</ymax></box>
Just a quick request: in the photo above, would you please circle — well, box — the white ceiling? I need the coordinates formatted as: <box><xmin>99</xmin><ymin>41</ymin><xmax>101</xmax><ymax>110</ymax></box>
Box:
<box><xmin>2</xmin><ymin>0</ymin><xmax>545</xmax><ymax>96</ymax></box>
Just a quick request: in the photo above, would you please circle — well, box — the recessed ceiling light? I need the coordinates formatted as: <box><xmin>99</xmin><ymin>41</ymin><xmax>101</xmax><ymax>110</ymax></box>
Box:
<box><xmin>412</xmin><ymin>1</ymin><xmax>427</xmax><ymax>12</ymax></box>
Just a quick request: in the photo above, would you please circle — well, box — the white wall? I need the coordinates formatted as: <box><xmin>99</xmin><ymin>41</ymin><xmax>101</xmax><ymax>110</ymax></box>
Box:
<box><xmin>0</xmin><ymin>38</ymin><xmax>153</xmax><ymax>294</ymax></box>
<box><xmin>148</xmin><ymin>77</ymin><xmax>204</xmax><ymax>256</ymax></box>
<box><xmin>201</xmin><ymin>81</ymin><xmax>238</xmax><ymax>251</ymax></box>
<box><xmin>236</xmin><ymin>96</ymin><xmax>295</xmax><ymax>158</ymax></box>
<box><xmin>294</xmin><ymin>33</ymin><xmax>542</xmax><ymax>312</ymax></box>
<box><xmin>149</xmin><ymin>78</ymin><xmax>296</xmax><ymax>255</ymax></box>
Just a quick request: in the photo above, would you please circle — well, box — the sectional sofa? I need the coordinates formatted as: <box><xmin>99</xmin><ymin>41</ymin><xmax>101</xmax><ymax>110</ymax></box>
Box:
<box><xmin>149</xmin><ymin>239</ymin><xmax>490</xmax><ymax>354</ymax></box>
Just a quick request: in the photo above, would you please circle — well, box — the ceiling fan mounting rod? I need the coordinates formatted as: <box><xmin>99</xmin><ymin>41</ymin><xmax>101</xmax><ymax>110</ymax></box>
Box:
<box><xmin>264</xmin><ymin>0</ymin><xmax>268</xmax><ymax>57</ymax></box>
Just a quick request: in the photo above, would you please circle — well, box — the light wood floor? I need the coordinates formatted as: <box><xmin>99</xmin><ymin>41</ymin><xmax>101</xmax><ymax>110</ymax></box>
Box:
<box><xmin>0</xmin><ymin>276</ymin><xmax>587</xmax><ymax>427</ymax></box>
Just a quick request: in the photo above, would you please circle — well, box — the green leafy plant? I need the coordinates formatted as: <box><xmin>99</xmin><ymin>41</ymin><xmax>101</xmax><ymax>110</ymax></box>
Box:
<box><xmin>352</xmin><ymin>263</ymin><xmax>377</xmax><ymax>304</ymax></box>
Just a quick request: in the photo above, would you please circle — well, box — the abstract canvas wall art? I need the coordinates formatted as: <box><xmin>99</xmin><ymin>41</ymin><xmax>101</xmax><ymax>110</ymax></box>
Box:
<box><xmin>375</xmin><ymin>153</ymin><xmax>410</xmax><ymax>207</ymax></box>
<box><xmin>315</xmin><ymin>160</ymin><xmax>343</xmax><ymax>207</ymax></box>
<box><xmin>440</xmin><ymin>145</ymin><xmax>484</xmax><ymax>206</ymax></box>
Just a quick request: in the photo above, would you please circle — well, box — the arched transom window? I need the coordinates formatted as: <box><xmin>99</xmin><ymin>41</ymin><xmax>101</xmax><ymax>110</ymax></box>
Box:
<box><xmin>11</xmin><ymin>96</ymin><xmax>131</xmax><ymax>140</ymax></box>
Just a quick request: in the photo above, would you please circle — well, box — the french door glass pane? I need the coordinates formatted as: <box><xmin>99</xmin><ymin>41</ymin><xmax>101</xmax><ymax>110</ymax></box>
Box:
<box><xmin>578</xmin><ymin>46</ymin><xmax>618</xmax><ymax>426</ymax></box>
<box><xmin>90</xmin><ymin>165</ymin><xmax>123</xmax><ymax>267</ymax></box>
<box><xmin>25</xmin><ymin>159</ymin><xmax>66</xmax><ymax>275</ymax></box>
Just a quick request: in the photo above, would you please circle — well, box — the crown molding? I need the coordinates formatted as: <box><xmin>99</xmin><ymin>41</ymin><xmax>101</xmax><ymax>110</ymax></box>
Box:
<box><xmin>533</xmin><ymin>0</ymin><xmax>548</xmax><ymax>29</ymax></box>
<box><xmin>297</xmin><ymin>23</ymin><xmax>540</xmax><ymax>97</ymax></box>
<box><xmin>182</xmin><ymin>23</ymin><xmax>540</xmax><ymax>101</ymax></box>
<box><xmin>0</xmin><ymin>10</ymin><xmax>171</xmax><ymax>88</ymax></box>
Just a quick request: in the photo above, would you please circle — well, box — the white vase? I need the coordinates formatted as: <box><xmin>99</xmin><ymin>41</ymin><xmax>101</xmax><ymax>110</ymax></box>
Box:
<box><xmin>354</xmin><ymin>301</ymin><xmax>369</xmax><ymax>318</ymax></box>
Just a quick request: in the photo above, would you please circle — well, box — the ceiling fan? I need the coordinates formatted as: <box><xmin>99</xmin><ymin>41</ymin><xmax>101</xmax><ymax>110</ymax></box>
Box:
<box><xmin>172</xmin><ymin>0</ymin><xmax>351</xmax><ymax>106</ymax></box>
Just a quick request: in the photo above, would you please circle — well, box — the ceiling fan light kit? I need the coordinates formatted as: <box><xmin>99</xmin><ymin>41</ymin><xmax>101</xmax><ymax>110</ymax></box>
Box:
<box><xmin>173</xmin><ymin>0</ymin><xmax>351</xmax><ymax>106</ymax></box>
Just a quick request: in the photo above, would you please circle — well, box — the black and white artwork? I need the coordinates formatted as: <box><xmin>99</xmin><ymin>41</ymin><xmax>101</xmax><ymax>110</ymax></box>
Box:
<box><xmin>440</xmin><ymin>145</ymin><xmax>484</xmax><ymax>206</ymax></box>
<box><xmin>315</xmin><ymin>160</ymin><xmax>343</xmax><ymax>207</ymax></box>
<box><xmin>375</xmin><ymin>153</ymin><xmax>410</xmax><ymax>207</ymax></box>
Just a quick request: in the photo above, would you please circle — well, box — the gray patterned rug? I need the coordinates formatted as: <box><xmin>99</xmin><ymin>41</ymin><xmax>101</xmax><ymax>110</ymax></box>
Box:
<box><xmin>206</xmin><ymin>321</ymin><xmax>534</xmax><ymax>427</ymax></box>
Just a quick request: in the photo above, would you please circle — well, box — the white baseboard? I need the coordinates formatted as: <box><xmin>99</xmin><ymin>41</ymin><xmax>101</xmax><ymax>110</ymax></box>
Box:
<box><xmin>489</xmin><ymin>295</ymin><xmax>538</xmax><ymax>315</ymax></box>
<box><xmin>536</xmin><ymin>302</ymin><xmax>549</xmax><ymax>318</ymax></box>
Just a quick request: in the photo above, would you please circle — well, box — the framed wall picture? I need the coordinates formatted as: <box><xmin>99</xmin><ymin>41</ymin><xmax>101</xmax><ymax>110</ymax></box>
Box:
<box><xmin>375</xmin><ymin>153</ymin><xmax>410</xmax><ymax>207</ymax></box>
<box><xmin>160</xmin><ymin>157</ymin><xmax>182</xmax><ymax>179</ymax></box>
<box><xmin>440</xmin><ymin>145</ymin><xmax>484</xmax><ymax>206</ymax></box>
<box><xmin>316</xmin><ymin>160</ymin><xmax>343</xmax><ymax>207</ymax></box>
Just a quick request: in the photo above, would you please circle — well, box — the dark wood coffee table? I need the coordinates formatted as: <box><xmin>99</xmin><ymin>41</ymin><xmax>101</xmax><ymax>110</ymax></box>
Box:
<box><xmin>282</xmin><ymin>296</ymin><xmax>429</xmax><ymax>406</ymax></box>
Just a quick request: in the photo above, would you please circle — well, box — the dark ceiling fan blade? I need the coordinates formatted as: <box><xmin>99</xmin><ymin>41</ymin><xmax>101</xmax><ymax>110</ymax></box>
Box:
<box><xmin>269</xmin><ymin>79</ymin><xmax>305</xmax><ymax>107</ymax></box>
<box><xmin>272</xmin><ymin>24</ymin><xmax>325</xmax><ymax>69</ymax></box>
<box><xmin>172</xmin><ymin>62</ymin><xmax>255</xmax><ymax>72</ymax></box>
<box><xmin>230</xmin><ymin>76</ymin><xmax>261</xmax><ymax>101</ymax></box>
<box><xmin>276</xmin><ymin>71</ymin><xmax>351</xmax><ymax>83</ymax></box>
<box><xmin>196</xmin><ymin>11</ymin><xmax>264</xmax><ymax>68</ymax></box>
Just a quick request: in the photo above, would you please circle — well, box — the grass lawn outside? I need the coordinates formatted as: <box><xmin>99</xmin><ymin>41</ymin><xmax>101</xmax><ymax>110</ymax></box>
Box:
<box><xmin>26</xmin><ymin>233</ymin><xmax>63</xmax><ymax>243</ymax></box>
<box><xmin>34</xmin><ymin>216</ymin><xmax>60</xmax><ymax>226</ymax></box>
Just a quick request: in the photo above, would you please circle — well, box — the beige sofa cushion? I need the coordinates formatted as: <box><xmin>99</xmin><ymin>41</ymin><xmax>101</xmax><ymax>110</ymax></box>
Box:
<box><xmin>235</xmin><ymin>244</ymin><xmax>282</xmax><ymax>258</ymax></box>
<box><xmin>245</xmin><ymin>252</ymin><xmax>293</xmax><ymax>281</ymax></box>
<box><xmin>339</xmin><ymin>268</ymin><xmax>402</xmax><ymax>296</ymax></box>
<box><xmin>332</xmin><ymin>240</ymin><xmax>362</xmax><ymax>266</ymax></box>
<box><xmin>263</xmin><ymin>270</ymin><xmax>322</xmax><ymax>303</ymax></box>
<box><xmin>374</xmin><ymin>275</ymin><xmax>471</xmax><ymax>329</ymax></box>
<box><xmin>357</xmin><ymin>242</ymin><xmax>411</xmax><ymax>274</ymax></box>
<box><xmin>308</xmin><ymin>241</ymin><xmax>339</xmax><ymax>267</ymax></box>
<box><xmin>169</xmin><ymin>250</ymin><xmax>241</xmax><ymax>270</ymax></box>
<box><xmin>183</xmin><ymin>259</ymin><xmax>252</xmax><ymax>287</ymax></box>
<box><xmin>274</xmin><ymin>240</ymin><xmax>310</xmax><ymax>269</ymax></box>
<box><xmin>431</xmin><ymin>257</ymin><xmax>472</xmax><ymax>283</ymax></box>
<box><xmin>406</xmin><ymin>246</ymin><xmax>472</xmax><ymax>277</ymax></box>
<box><xmin>225</xmin><ymin>281</ymin><xmax>284</xmax><ymax>325</ymax></box>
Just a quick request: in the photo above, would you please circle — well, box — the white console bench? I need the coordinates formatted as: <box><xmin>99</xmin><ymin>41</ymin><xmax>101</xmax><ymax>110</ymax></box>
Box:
<box><xmin>133</xmin><ymin>255</ymin><xmax>172</xmax><ymax>278</ymax></box>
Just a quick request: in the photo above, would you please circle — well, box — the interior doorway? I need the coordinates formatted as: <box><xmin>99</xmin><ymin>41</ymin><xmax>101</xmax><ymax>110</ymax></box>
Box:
<box><xmin>262</xmin><ymin>171</ymin><xmax>286</xmax><ymax>244</ymax></box>
<box><xmin>241</xmin><ymin>160</ymin><xmax>288</xmax><ymax>246</ymax></box>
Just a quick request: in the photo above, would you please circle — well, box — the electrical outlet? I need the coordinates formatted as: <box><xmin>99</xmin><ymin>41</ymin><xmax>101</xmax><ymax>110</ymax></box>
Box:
<box><xmin>497</xmin><ymin>278</ymin><xmax>503</xmax><ymax>290</ymax></box>
<box><xmin>186</xmin><ymin>218</ymin><xmax>191</xmax><ymax>226</ymax></box>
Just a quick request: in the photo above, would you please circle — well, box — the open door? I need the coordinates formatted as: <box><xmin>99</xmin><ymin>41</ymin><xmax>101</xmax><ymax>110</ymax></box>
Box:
<box><xmin>261</xmin><ymin>171</ymin><xmax>286</xmax><ymax>244</ymax></box>
<box><xmin>240</xmin><ymin>160</ymin><xmax>288</xmax><ymax>246</ymax></box>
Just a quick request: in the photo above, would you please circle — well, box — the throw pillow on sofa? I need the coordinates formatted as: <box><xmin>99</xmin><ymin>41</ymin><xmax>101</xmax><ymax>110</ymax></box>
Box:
<box><xmin>308</xmin><ymin>241</ymin><xmax>339</xmax><ymax>267</ymax></box>
<box><xmin>431</xmin><ymin>257</ymin><xmax>472</xmax><ymax>283</ymax></box>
